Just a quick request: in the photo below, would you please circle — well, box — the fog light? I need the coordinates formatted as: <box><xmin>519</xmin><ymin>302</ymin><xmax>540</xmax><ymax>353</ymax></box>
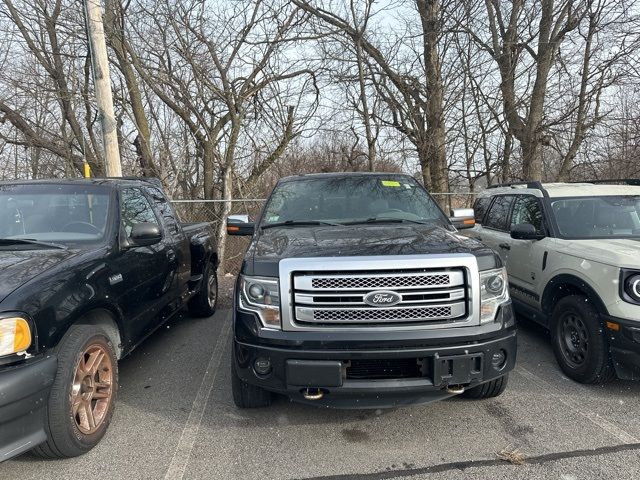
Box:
<box><xmin>254</xmin><ymin>357</ymin><xmax>272</xmax><ymax>375</ymax></box>
<box><xmin>491</xmin><ymin>350</ymin><xmax>507</xmax><ymax>370</ymax></box>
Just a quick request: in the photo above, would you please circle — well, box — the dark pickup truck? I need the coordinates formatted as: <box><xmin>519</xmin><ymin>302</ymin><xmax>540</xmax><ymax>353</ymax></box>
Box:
<box><xmin>227</xmin><ymin>173</ymin><xmax>516</xmax><ymax>409</ymax></box>
<box><xmin>0</xmin><ymin>178</ymin><xmax>217</xmax><ymax>461</ymax></box>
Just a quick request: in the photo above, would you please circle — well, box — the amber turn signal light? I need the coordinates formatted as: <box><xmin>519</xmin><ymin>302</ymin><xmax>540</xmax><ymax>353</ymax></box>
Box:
<box><xmin>0</xmin><ymin>317</ymin><xmax>32</xmax><ymax>356</ymax></box>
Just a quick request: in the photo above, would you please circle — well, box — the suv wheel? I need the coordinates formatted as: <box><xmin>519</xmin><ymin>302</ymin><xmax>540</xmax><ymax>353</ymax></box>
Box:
<box><xmin>462</xmin><ymin>374</ymin><xmax>509</xmax><ymax>399</ymax></box>
<box><xmin>33</xmin><ymin>325</ymin><xmax>118</xmax><ymax>458</ymax></box>
<box><xmin>551</xmin><ymin>295</ymin><xmax>616</xmax><ymax>384</ymax></box>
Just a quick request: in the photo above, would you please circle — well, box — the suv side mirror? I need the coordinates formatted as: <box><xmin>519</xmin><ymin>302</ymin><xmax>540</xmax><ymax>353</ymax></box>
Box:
<box><xmin>130</xmin><ymin>222</ymin><xmax>162</xmax><ymax>246</ymax></box>
<box><xmin>227</xmin><ymin>215</ymin><xmax>255</xmax><ymax>236</ymax></box>
<box><xmin>449</xmin><ymin>208</ymin><xmax>475</xmax><ymax>230</ymax></box>
<box><xmin>511</xmin><ymin>223</ymin><xmax>545</xmax><ymax>240</ymax></box>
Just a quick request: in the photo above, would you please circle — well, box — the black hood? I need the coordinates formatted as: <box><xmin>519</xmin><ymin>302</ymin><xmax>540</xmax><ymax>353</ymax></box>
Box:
<box><xmin>0</xmin><ymin>249</ymin><xmax>80</xmax><ymax>304</ymax></box>
<box><xmin>246</xmin><ymin>224</ymin><xmax>500</xmax><ymax>276</ymax></box>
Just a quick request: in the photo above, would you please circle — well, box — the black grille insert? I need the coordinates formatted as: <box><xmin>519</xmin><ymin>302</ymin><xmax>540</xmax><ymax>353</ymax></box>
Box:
<box><xmin>346</xmin><ymin>358</ymin><xmax>423</xmax><ymax>380</ymax></box>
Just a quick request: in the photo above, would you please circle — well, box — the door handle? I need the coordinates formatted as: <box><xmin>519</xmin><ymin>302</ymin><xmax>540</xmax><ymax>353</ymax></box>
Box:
<box><xmin>499</xmin><ymin>243</ymin><xmax>511</xmax><ymax>251</ymax></box>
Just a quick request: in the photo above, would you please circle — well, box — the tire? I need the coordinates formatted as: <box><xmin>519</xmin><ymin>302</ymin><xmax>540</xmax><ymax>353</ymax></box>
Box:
<box><xmin>188</xmin><ymin>262</ymin><xmax>218</xmax><ymax>317</ymax></box>
<box><xmin>33</xmin><ymin>325</ymin><xmax>118</xmax><ymax>458</ymax></box>
<box><xmin>550</xmin><ymin>295</ymin><xmax>616</xmax><ymax>384</ymax></box>
<box><xmin>462</xmin><ymin>374</ymin><xmax>509</xmax><ymax>399</ymax></box>
<box><xmin>231</xmin><ymin>357</ymin><xmax>272</xmax><ymax>409</ymax></box>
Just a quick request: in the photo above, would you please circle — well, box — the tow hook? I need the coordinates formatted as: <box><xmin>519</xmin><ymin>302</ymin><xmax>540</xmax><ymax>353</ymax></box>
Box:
<box><xmin>302</xmin><ymin>388</ymin><xmax>324</xmax><ymax>400</ymax></box>
<box><xmin>445</xmin><ymin>385</ymin><xmax>465</xmax><ymax>395</ymax></box>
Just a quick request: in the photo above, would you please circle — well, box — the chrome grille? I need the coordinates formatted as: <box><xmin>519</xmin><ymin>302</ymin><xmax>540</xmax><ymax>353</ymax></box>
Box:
<box><xmin>311</xmin><ymin>274</ymin><xmax>450</xmax><ymax>290</ymax></box>
<box><xmin>293</xmin><ymin>269</ymin><xmax>467</xmax><ymax>326</ymax></box>
<box><xmin>297</xmin><ymin>305</ymin><xmax>464</xmax><ymax>323</ymax></box>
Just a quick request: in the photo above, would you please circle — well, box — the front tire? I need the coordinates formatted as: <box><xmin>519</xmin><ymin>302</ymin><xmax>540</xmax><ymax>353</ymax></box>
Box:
<box><xmin>33</xmin><ymin>325</ymin><xmax>118</xmax><ymax>458</ymax></box>
<box><xmin>550</xmin><ymin>295</ymin><xmax>616</xmax><ymax>384</ymax></box>
<box><xmin>189</xmin><ymin>262</ymin><xmax>218</xmax><ymax>317</ymax></box>
<box><xmin>462</xmin><ymin>374</ymin><xmax>509</xmax><ymax>399</ymax></box>
<box><xmin>231</xmin><ymin>357</ymin><xmax>272</xmax><ymax>409</ymax></box>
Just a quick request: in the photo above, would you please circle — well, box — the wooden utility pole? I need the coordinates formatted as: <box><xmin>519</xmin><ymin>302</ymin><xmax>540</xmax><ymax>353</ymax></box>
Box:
<box><xmin>84</xmin><ymin>0</ymin><xmax>122</xmax><ymax>177</ymax></box>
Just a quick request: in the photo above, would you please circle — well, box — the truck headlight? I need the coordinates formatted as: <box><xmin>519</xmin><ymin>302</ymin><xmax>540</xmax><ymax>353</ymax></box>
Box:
<box><xmin>480</xmin><ymin>268</ymin><xmax>510</xmax><ymax>323</ymax></box>
<box><xmin>622</xmin><ymin>271</ymin><xmax>640</xmax><ymax>304</ymax></box>
<box><xmin>239</xmin><ymin>276</ymin><xmax>281</xmax><ymax>329</ymax></box>
<box><xmin>0</xmin><ymin>316</ymin><xmax>32</xmax><ymax>357</ymax></box>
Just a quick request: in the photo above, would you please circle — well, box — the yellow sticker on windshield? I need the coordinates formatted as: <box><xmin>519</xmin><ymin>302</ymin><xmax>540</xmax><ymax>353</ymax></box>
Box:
<box><xmin>381</xmin><ymin>180</ymin><xmax>401</xmax><ymax>187</ymax></box>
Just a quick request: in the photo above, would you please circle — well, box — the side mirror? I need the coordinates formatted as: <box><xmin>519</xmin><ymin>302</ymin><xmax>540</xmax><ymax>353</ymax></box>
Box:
<box><xmin>511</xmin><ymin>223</ymin><xmax>545</xmax><ymax>240</ymax></box>
<box><xmin>227</xmin><ymin>215</ymin><xmax>255</xmax><ymax>236</ymax></box>
<box><xmin>449</xmin><ymin>208</ymin><xmax>475</xmax><ymax>230</ymax></box>
<box><xmin>130</xmin><ymin>222</ymin><xmax>162</xmax><ymax>246</ymax></box>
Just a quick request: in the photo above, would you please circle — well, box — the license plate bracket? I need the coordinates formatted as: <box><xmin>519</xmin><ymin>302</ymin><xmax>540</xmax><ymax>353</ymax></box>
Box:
<box><xmin>432</xmin><ymin>353</ymin><xmax>483</xmax><ymax>386</ymax></box>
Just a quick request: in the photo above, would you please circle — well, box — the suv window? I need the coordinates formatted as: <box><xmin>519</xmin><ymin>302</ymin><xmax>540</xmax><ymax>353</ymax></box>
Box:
<box><xmin>473</xmin><ymin>197</ymin><xmax>491</xmax><ymax>223</ymax></box>
<box><xmin>511</xmin><ymin>195</ymin><xmax>544</xmax><ymax>234</ymax></box>
<box><xmin>121</xmin><ymin>188</ymin><xmax>159</xmax><ymax>236</ymax></box>
<box><xmin>484</xmin><ymin>195</ymin><xmax>514</xmax><ymax>231</ymax></box>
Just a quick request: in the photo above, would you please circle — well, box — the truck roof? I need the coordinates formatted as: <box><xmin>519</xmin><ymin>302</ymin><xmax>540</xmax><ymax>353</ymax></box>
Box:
<box><xmin>279</xmin><ymin>172</ymin><xmax>413</xmax><ymax>182</ymax></box>
<box><xmin>0</xmin><ymin>177</ymin><xmax>163</xmax><ymax>189</ymax></box>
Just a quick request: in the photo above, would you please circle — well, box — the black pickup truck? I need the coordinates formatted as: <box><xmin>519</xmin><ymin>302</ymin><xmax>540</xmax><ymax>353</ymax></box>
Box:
<box><xmin>0</xmin><ymin>178</ymin><xmax>217</xmax><ymax>461</ymax></box>
<box><xmin>227</xmin><ymin>173</ymin><xmax>516</xmax><ymax>409</ymax></box>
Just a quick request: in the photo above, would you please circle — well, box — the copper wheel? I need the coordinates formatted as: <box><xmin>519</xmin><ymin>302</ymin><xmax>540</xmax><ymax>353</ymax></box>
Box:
<box><xmin>71</xmin><ymin>344</ymin><xmax>114</xmax><ymax>435</ymax></box>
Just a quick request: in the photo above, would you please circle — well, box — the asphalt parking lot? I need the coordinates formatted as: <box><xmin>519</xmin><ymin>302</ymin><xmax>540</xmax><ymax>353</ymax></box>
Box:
<box><xmin>3</xmin><ymin>308</ymin><xmax>640</xmax><ymax>480</ymax></box>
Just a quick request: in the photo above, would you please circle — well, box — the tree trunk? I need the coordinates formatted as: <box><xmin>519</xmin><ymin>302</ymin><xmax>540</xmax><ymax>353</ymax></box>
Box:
<box><xmin>215</xmin><ymin>117</ymin><xmax>242</xmax><ymax>273</ymax></box>
<box><xmin>105</xmin><ymin>0</ymin><xmax>156</xmax><ymax>178</ymax></box>
<box><xmin>418</xmin><ymin>0</ymin><xmax>448</xmax><ymax>193</ymax></box>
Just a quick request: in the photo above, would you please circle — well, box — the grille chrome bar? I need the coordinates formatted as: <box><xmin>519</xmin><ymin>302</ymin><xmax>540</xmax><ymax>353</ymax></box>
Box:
<box><xmin>294</xmin><ymin>270</ymin><xmax>464</xmax><ymax>291</ymax></box>
<box><xmin>295</xmin><ymin>302</ymin><xmax>466</xmax><ymax>324</ymax></box>
<box><xmin>294</xmin><ymin>288</ymin><xmax>465</xmax><ymax>306</ymax></box>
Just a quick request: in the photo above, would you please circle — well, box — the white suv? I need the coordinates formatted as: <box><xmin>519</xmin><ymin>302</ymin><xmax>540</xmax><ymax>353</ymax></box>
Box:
<box><xmin>470</xmin><ymin>180</ymin><xmax>640</xmax><ymax>384</ymax></box>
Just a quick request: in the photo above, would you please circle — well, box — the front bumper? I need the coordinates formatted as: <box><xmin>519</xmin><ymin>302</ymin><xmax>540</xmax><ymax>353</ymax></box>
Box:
<box><xmin>0</xmin><ymin>354</ymin><xmax>57</xmax><ymax>462</ymax></box>
<box><xmin>603</xmin><ymin>315</ymin><xmax>640</xmax><ymax>380</ymax></box>
<box><xmin>234</xmin><ymin>326</ymin><xmax>517</xmax><ymax>409</ymax></box>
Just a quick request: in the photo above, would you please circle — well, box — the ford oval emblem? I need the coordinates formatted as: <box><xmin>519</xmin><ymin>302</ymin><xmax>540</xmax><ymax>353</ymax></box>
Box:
<box><xmin>363</xmin><ymin>290</ymin><xmax>402</xmax><ymax>307</ymax></box>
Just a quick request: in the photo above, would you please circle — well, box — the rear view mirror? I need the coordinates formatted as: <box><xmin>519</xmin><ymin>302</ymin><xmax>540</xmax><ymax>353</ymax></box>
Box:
<box><xmin>511</xmin><ymin>223</ymin><xmax>545</xmax><ymax>240</ymax></box>
<box><xmin>449</xmin><ymin>208</ymin><xmax>475</xmax><ymax>230</ymax></box>
<box><xmin>130</xmin><ymin>222</ymin><xmax>162</xmax><ymax>246</ymax></box>
<box><xmin>227</xmin><ymin>215</ymin><xmax>255</xmax><ymax>236</ymax></box>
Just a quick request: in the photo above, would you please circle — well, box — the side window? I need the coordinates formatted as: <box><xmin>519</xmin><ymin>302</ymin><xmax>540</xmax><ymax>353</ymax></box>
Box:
<box><xmin>120</xmin><ymin>188</ymin><xmax>159</xmax><ymax>236</ymax></box>
<box><xmin>484</xmin><ymin>195</ymin><xmax>514</xmax><ymax>231</ymax></box>
<box><xmin>511</xmin><ymin>195</ymin><xmax>545</xmax><ymax>234</ymax></box>
<box><xmin>145</xmin><ymin>186</ymin><xmax>181</xmax><ymax>231</ymax></box>
<box><xmin>473</xmin><ymin>197</ymin><xmax>491</xmax><ymax>223</ymax></box>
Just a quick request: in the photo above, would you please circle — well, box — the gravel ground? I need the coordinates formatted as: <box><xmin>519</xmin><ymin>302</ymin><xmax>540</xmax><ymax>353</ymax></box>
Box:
<box><xmin>3</xmin><ymin>285</ymin><xmax>639</xmax><ymax>480</ymax></box>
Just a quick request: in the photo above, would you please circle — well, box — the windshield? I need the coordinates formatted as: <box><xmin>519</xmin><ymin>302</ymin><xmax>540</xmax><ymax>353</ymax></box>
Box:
<box><xmin>261</xmin><ymin>175</ymin><xmax>448</xmax><ymax>227</ymax></box>
<box><xmin>552</xmin><ymin>196</ymin><xmax>640</xmax><ymax>238</ymax></box>
<box><xmin>0</xmin><ymin>183</ymin><xmax>112</xmax><ymax>245</ymax></box>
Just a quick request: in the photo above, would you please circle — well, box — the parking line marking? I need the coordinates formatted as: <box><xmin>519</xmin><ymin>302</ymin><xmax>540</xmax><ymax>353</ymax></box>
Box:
<box><xmin>164</xmin><ymin>316</ymin><xmax>232</xmax><ymax>480</ymax></box>
<box><xmin>516</xmin><ymin>366</ymin><xmax>639</xmax><ymax>444</ymax></box>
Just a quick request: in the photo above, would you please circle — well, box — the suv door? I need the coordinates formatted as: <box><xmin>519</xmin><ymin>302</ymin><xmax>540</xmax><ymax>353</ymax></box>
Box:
<box><xmin>114</xmin><ymin>188</ymin><xmax>176</xmax><ymax>341</ymax></box>
<box><xmin>507</xmin><ymin>195</ymin><xmax>548</xmax><ymax>307</ymax></box>
<box><xmin>474</xmin><ymin>195</ymin><xmax>515</xmax><ymax>263</ymax></box>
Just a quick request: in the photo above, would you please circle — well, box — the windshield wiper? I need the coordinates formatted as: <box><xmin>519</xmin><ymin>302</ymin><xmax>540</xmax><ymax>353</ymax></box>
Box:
<box><xmin>0</xmin><ymin>238</ymin><xmax>66</xmax><ymax>249</ymax></box>
<box><xmin>261</xmin><ymin>220</ymin><xmax>343</xmax><ymax>230</ymax></box>
<box><xmin>343</xmin><ymin>217</ymin><xmax>434</xmax><ymax>226</ymax></box>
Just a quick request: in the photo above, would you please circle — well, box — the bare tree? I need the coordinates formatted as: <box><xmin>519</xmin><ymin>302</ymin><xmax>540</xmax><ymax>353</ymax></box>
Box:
<box><xmin>292</xmin><ymin>0</ymin><xmax>449</xmax><ymax>191</ymax></box>
<box><xmin>0</xmin><ymin>0</ymin><xmax>105</xmax><ymax>175</ymax></box>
